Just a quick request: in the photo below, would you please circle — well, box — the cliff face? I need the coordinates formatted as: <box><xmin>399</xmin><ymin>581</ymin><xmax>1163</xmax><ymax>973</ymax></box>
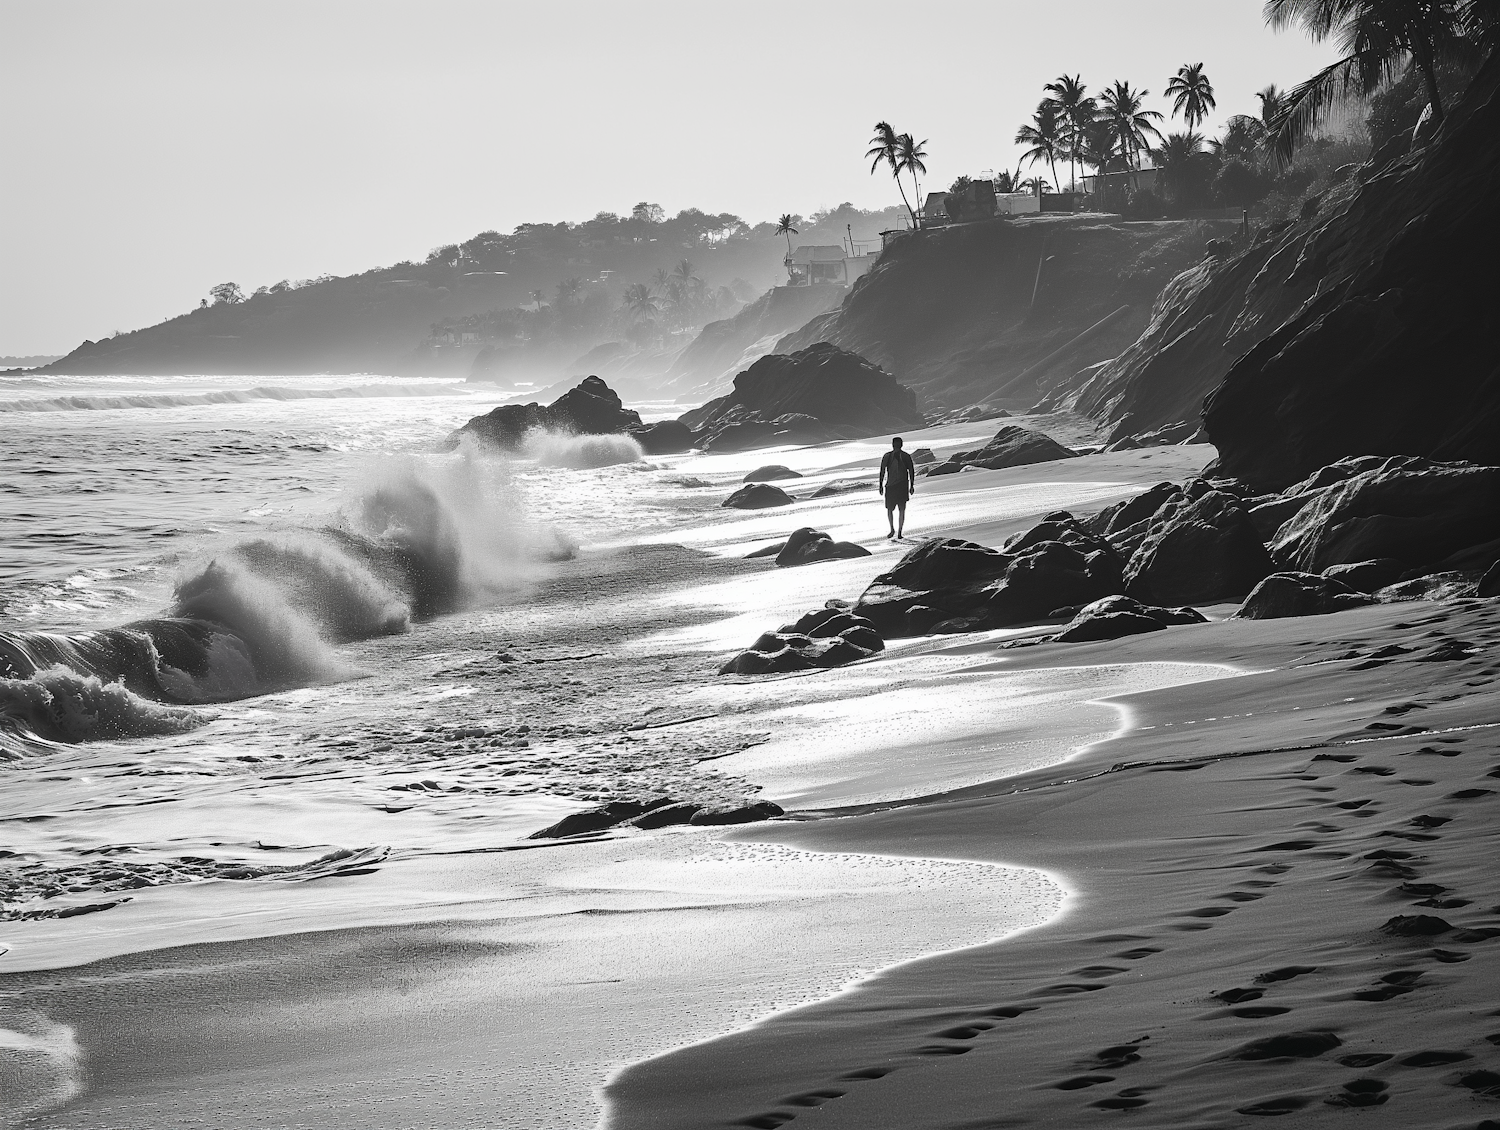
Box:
<box><xmin>1203</xmin><ymin>57</ymin><xmax>1500</xmax><ymax>489</ymax></box>
<box><xmin>661</xmin><ymin>283</ymin><xmax>848</xmax><ymax>401</ymax></box>
<box><xmin>771</xmin><ymin>216</ymin><xmax>1214</xmax><ymax>412</ymax></box>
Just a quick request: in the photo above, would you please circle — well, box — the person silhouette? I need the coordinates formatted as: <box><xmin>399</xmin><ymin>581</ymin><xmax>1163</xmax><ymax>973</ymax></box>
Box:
<box><xmin>878</xmin><ymin>436</ymin><xmax>916</xmax><ymax>539</ymax></box>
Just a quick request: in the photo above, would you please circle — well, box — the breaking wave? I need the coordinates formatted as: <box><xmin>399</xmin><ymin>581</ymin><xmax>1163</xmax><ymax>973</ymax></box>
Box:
<box><xmin>0</xmin><ymin>382</ymin><xmax>463</xmax><ymax>414</ymax></box>
<box><xmin>0</xmin><ymin>1008</ymin><xmax>83</xmax><ymax>1121</ymax></box>
<box><xmin>522</xmin><ymin>429</ymin><xmax>645</xmax><ymax>469</ymax></box>
<box><xmin>0</xmin><ymin>446</ymin><xmax>573</xmax><ymax>748</ymax></box>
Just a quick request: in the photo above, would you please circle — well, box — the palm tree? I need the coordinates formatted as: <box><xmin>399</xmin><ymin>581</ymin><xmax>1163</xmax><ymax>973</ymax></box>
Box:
<box><xmin>1079</xmin><ymin>117</ymin><xmax>1121</xmax><ymax>177</ymax></box>
<box><xmin>1211</xmin><ymin>114</ymin><xmax>1267</xmax><ymax>162</ymax></box>
<box><xmin>1098</xmin><ymin>80</ymin><xmax>1165</xmax><ymax>171</ymax></box>
<box><xmin>1166</xmin><ymin>63</ymin><xmax>1218</xmax><ymax>129</ymax></box>
<box><xmin>650</xmin><ymin>267</ymin><xmax>670</xmax><ymax>292</ymax></box>
<box><xmin>1264</xmin><ymin>0</ymin><xmax>1468</xmax><ymax>162</ymax></box>
<box><xmin>1153</xmin><ymin>131</ymin><xmax>1211</xmax><ymax>206</ymax></box>
<box><xmin>867</xmin><ymin>121</ymin><xmax>916</xmax><ymax>226</ymax></box>
<box><xmin>528</xmin><ymin>288</ymin><xmax>545</xmax><ymax>310</ymax></box>
<box><xmin>1020</xmin><ymin>175</ymin><xmax>1052</xmax><ymax>195</ymax></box>
<box><xmin>1255</xmin><ymin>84</ymin><xmax>1287</xmax><ymax>127</ymax></box>
<box><xmin>622</xmin><ymin>282</ymin><xmax>658</xmax><ymax>320</ymax></box>
<box><xmin>672</xmin><ymin>259</ymin><xmax>699</xmax><ymax>288</ymax></box>
<box><xmin>774</xmin><ymin>213</ymin><xmax>799</xmax><ymax>255</ymax></box>
<box><xmin>1043</xmin><ymin>74</ymin><xmax>1096</xmax><ymax>190</ymax></box>
<box><xmin>1015</xmin><ymin>101</ymin><xmax>1064</xmax><ymax>190</ymax></box>
<box><xmin>555</xmin><ymin>277</ymin><xmax>583</xmax><ymax>305</ymax></box>
<box><xmin>896</xmin><ymin>133</ymin><xmax>929</xmax><ymax>220</ymax></box>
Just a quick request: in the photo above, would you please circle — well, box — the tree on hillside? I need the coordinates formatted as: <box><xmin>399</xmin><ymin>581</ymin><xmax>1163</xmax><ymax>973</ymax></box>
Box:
<box><xmin>775</xmin><ymin>214</ymin><xmax>799</xmax><ymax>255</ymax></box>
<box><xmin>1211</xmin><ymin>115</ymin><xmax>1267</xmax><ymax>162</ymax></box>
<box><xmin>651</xmin><ymin>267</ymin><xmax>671</xmax><ymax>292</ymax></box>
<box><xmin>867</xmin><ymin>121</ymin><xmax>917</xmax><ymax>227</ymax></box>
<box><xmin>896</xmin><ymin>133</ymin><xmax>929</xmax><ymax>218</ymax></box>
<box><xmin>529</xmin><ymin>288</ymin><xmax>546</xmax><ymax>310</ymax></box>
<box><xmin>1255</xmin><ymin>84</ymin><xmax>1287</xmax><ymax>127</ymax></box>
<box><xmin>1015</xmin><ymin>101</ymin><xmax>1064</xmax><ymax>190</ymax></box>
<box><xmin>1043</xmin><ymin>74</ymin><xmax>1096</xmax><ymax>189</ymax></box>
<box><xmin>672</xmin><ymin>259</ymin><xmax>699</xmax><ymax>289</ymax></box>
<box><xmin>631</xmin><ymin>202</ymin><xmax>665</xmax><ymax>224</ymax></box>
<box><xmin>1263</xmin><ymin>0</ymin><xmax>1476</xmax><ymax>162</ymax></box>
<box><xmin>1166</xmin><ymin>63</ymin><xmax>1218</xmax><ymax>129</ymax></box>
<box><xmin>208</xmin><ymin>282</ymin><xmax>244</xmax><ymax>305</ymax></box>
<box><xmin>555</xmin><ymin>277</ymin><xmax>583</xmax><ymax>305</ymax></box>
<box><xmin>622</xmin><ymin>282</ymin><xmax>658</xmax><ymax>320</ymax></box>
<box><xmin>1099</xmin><ymin>80</ymin><xmax>1165</xmax><ymax>171</ymax></box>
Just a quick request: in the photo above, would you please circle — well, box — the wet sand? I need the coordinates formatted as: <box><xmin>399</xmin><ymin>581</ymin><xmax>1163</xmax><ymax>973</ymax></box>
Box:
<box><xmin>6</xmin><ymin>435</ymin><xmax>1497</xmax><ymax>1128</ymax></box>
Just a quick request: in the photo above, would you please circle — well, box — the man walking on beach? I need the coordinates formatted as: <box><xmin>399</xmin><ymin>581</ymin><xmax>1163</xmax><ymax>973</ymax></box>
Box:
<box><xmin>879</xmin><ymin>436</ymin><xmax>916</xmax><ymax>539</ymax></box>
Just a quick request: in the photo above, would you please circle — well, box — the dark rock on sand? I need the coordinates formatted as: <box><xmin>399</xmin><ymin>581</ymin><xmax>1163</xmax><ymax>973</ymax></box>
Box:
<box><xmin>628</xmin><ymin>419</ymin><xmax>694</xmax><ymax>454</ymax></box>
<box><xmin>720</xmin><ymin>610</ymin><xmax>884</xmax><ymax>674</ymax></box>
<box><xmin>948</xmin><ymin>425</ymin><xmax>1078</xmax><ymax>471</ymax></box>
<box><xmin>744</xmin><ymin>541</ymin><xmax>786</xmax><ymax>559</ymax></box>
<box><xmin>744</xmin><ymin>465</ymin><xmax>802</xmax><ymax>483</ymax></box>
<box><xmin>922</xmin><ymin>460</ymin><xmax>964</xmax><ymax>476</ymax></box>
<box><xmin>689</xmin><ymin>800</ymin><xmax>784</xmax><ymax>825</ymax></box>
<box><xmin>1124</xmin><ymin>491</ymin><xmax>1274</xmax><ymax>606</ymax></box>
<box><xmin>1376</xmin><ymin>572</ymin><xmax>1479</xmax><ymax>602</ymax></box>
<box><xmin>682</xmin><ymin>343</ymin><xmax>924</xmax><ymax>451</ymax></box>
<box><xmin>630</xmin><ymin>802</ymin><xmax>702</xmax><ymax>829</ymax></box>
<box><xmin>1268</xmin><ymin>458</ymin><xmax>1500</xmax><ymax>574</ymax></box>
<box><xmin>774</xmin><ymin>527</ymin><xmax>871</xmax><ymax>567</ymax></box>
<box><xmin>1084</xmin><ymin>482</ymin><xmax>1183</xmax><ymax>542</ymax></box>
<box><xmin>910</xmin><ymin>447</ymin><xmax>936</xmax><ymax>464</ymax></box>
<box><xmin>1237</xmin><ymin>572</ymin><xmax>1378</xmax><ymax>619</ymax></box>
<box><xmin>530</xmin><ymin>799</ymin><xmax>656</xmax><ymax>839</ymax></box>
<box><xmin>857</xmin><ymin>520</ymin><xmax>1125</xmax><ymax>637</ymax></box>
<box><xmin>1054</xmin><ymin>595</ymin><xmax>1207</xmax><ymax>643</ymax></box>
<box><xmin>453</xmin><ymin>375</ymin><xmax>642</xmax><ymax>450</ymax></box>
<box><xmin>1322</xmin><ymin>558</ymin><xmax>1409</xmax><ymax>593</ymax></box>
<box><xmin>722</xmin><ymin>483</ymin><xmax>795</xmax><ymax>509</ymax></box>
<box><xmin>1231</xmin><ymin>1032</ymin><xmax>1343</xmax><ymax>1060</ymax></box>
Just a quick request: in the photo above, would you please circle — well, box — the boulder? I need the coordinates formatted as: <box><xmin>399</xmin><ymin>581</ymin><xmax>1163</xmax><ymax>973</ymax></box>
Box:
<box><xmin>1268</xmin><ymin>458</ymin><xmax>1500</xmax><ymax>574</ymax></box>
<box><xmin>628</xmin><ymin>419</ymin><xmax>694</xmax><ymax>454</ymax></box>
<box><xmin>689</xmin><ymin>800</ymin><xmax>785</xmax><ymax>826</ymax></box>
<box><xmin>529</xmin><ymin>799</ymin><xmax>657</xmax><ymax>839</ymax></box>
<box><xmin>810</xmin><ymin>478</ymin><xmax>875</xmax><ymax>498</ymax></box>
<box><xmin>718</xmin><ymin>615</ymin><xmax>884</xmax><ymax>674</ymax></box>
<box><xmin>721</xmin><ymin>483</ymin><xmax>795</xmax><ymax>509</ymax></box>
<box><xmin>923</xmin><ymin>460</ymin><xmax>964</xmax><ymax>476</ymax></box>
<box><xmin>685</xmin><ymin>343</ymin><xmax>924</xmax><ymax>452</ymax></box>
<box><xmin>631</xmin><ymin>802</ymin><xmax>702</xmax><ymax>829</ymax></box>
<box><xmin>856</xmin><ymin>522</ymin><xmax>1126</xmax><ymax>638</ymax></box>
<box><xmin>1237</xmin><ymin>572</ymin><xmax>1379</xmax><ymax>619</ymax></box>
<box><xmin>1084</xmin><ymin>482</ymin><xmax>1183</xmax><ymax>540</ymax></box>
<box><xmin>1124</xmin><ymin>490</ymin><xmax>1275</xmax><ymax>605</ymax></box>
<box><xmin>744</xmin><ymin>465</ymin><xmax>802</xmax><ymax>483</ymax></box>
<box><xmin>910</xmin><ymin>447</ymin><xmax>937</xmax><ymax>464</ymax></box>
<box><xmin>1322</xmin><ymin>558</ymin><xmax>1409</xmax><ymax>593</ymax></box>
<box><xmin>1375</xmin><ymin>572</ymin><xmax>1480</xmax><ymax>602</ymax></box>
<box><xmin>1054</xmin><ymin>595</ymin><xmax>1207</xmax><ymax>642</ymax></box>
<box><xmin>744</xmin><ymin>541</ymin><xmax>786</xmax><ymax>559</ymax></box>
<box><xmin>949</xmin><ymin>425</ymin><xmax>1078</xmax><ymax>470</ymax></box>
<box><xmin>774</xmin><ymin>527</ymin><xmax>872</xmax><ymax>567</ymax></box>
<box><xmin>453</xmin><ymin>375</ymin><xmax>642</xmax><ymax>450</ymax></box>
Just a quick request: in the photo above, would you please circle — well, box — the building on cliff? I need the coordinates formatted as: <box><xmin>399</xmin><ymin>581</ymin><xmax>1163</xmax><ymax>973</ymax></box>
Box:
<box><xmin>784</xmin><ymin>245</ymin><xmax>853</xmax><ymax>286</ymax></box>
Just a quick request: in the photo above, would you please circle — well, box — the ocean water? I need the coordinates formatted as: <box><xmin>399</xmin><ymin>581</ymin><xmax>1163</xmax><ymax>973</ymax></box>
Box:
<box><xmin>0</xmin><ymin>372</ymin><xmax>742</xmax><ymax>914</ymax></box>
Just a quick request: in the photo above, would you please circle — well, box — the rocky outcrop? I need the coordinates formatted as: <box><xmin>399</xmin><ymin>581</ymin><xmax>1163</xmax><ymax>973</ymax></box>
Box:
<box><xmin>722</xmin><ymin>484</ymin><xmax>795</xmax><ymax>509</ymax></box>
<box><xmin>451</xmin><ymin>375</ymin><xmax>642</xmax><ymax>449</ymax></box>
<box><xmin>855</xmin><ymin>519</ymin><xmax>1125</xmax><ymax>637</ymax></box>
<box><xmin>1123</xmin><ymin>490</ymin><xmax>1275</xmax><ymax>606</ymax></box>
<box><xmin>719</xmin><ymin>608</ymin><xmax>884</xmax><ymax>674</ymax></box>
<box><xmin>681</xmin><ymin>342</ymin><xmax>924</xmax><ymax>451</ymax></box>
<box><xmin>627</xmin><ymin>419</ymin><xmax>694</xmax><ymax>454</ymax></box>
<box><xmin>773</xmin><ymin>217</ymin><xmax>1211</xmax><ymax>413</ymax></box>
<box><xmin>1201</xmin><ymin>57</ymin><xmax>1500</xmax><ymax>488</ymax></box>
<box><xmin>1267</xmin><ymin>458</ymin><xmax>1500</xmax><ymax>574</ymax></box>
<box><xmin>946</xmin><ymin>425</ymin><xmax>1078</xmax><ymax>470</ymax></box>
<box><xmin>1237</xmin><ymin>573</ymin><xmax>1378</xmax><ymax>619</ymax></box>
<box><xmin>774</xmin><ymin>527</ymin><xmax>872</xmax><ymax>567</ymax></box>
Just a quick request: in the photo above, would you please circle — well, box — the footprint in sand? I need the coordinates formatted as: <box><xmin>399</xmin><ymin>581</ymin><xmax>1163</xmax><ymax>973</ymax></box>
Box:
<box><xmin>1399</xmin><ymin>1049</ymin><xmax>1471</xmax><ymax>1066</ymax></box>
<box><xmin>1237</xmin><ymin>1094</ymin><xmax>1314</xmax><ymax>1115</ymax></box>
<box><xmin>1325</xmin><ymin>1078</ymin><xmax>1389</xmax><ymax>1107</ymax></box>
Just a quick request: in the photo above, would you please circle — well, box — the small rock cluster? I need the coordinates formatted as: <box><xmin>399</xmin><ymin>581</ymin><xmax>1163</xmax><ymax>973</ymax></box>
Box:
<box><xmin>719</xmin><ymin>607</ymin><xmax>885</xmax><ymax>675</ymax></box>
<box><xmin>529</xmin><ymin>797</ymin><xmax>784</xmax><ymax>838</ymax></box>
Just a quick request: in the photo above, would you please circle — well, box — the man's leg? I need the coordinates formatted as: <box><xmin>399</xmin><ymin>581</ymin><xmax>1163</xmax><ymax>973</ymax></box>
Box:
<box><xmin>896</xmin><ymin>502</ymin><xmax>906</xmax><ymax>538</ymax></box>
<box><xmin>885</xmin><ymin>503</ymin><xmax>895</xmax><ymax>538</ymax></box>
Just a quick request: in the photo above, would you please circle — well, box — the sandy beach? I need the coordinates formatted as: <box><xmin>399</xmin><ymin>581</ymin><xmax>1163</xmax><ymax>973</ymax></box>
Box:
<box><xmin>5</xmin><ymin>424</ymin><xmax>1495</xmax><ymax>1130</ymax></box>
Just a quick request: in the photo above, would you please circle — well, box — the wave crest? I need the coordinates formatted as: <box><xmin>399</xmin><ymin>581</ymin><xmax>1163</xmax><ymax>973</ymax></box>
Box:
<box><xmin>522</xmin><ymin>429</ymin><xmax>645</xmax><ymax>469</ymax></box>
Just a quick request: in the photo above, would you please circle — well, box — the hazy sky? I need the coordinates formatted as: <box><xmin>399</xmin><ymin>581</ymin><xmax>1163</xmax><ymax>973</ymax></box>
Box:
<box><xmin>0</xmin><ymin>0</ymin><xmax>1337</xmax><ymax>355</ymax></box>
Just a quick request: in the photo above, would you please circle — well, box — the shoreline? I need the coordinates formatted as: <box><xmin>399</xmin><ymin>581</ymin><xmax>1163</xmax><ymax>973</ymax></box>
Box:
<box><xmin>5</xmin><ymin>438</ymin><xmax>1498</xmax><ymax>1129</ymax></box>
